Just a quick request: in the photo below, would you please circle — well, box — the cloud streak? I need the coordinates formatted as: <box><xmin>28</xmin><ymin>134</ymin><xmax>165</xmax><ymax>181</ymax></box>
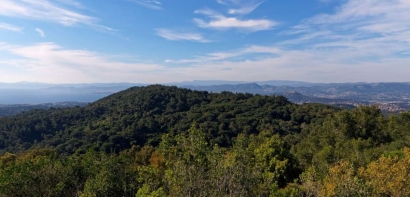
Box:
<box><xmin>227</xmin><ymin>1</ymin><xmax>265</xmax><ymax>15</ymax></box>
<box><xmin>164</xmin><ymin>0</ymin><xmax>410</xmax><ymax>83</ymax></box>
<box><xmin>0</xmin><ymin>42</ymin><xmax>164</xmax><ymax>83</ymax></box>
<box><xmin>194</xmin><ymin>9</ymin><xmax>277</xmax><ymax>32</ymax></box>
<box><xmin>284</xmin><ymin>0</ymin><xmax>410</xmax><ymax>56</ymax></box>
<box><xmin>0</xmin><ymin>0</ymin><xmax>115</xmax><ymax>31</ymax></box>
<box><xmin>166</xmin><ymin>45</ymin><xmax>280</xmax><ymax>63</ymax></box>
<box><xmin>293</xmin><ymin>0</ymin><xmax>410</xmax><ymax>36</ymax></box>
<box><xmin>156</xmin><ymin>29</ymin><xmax>211</xmax><ymax>43</ymax></box>
<box><xmin>0</xmin><ymin>22</ymin><xmax>22</xmax><ymax>32</ymax></box>
<box><xmin>54</xmin><ymin>0</ymin><xmax>84</xmax><ymax>9</ymax></box>
<box><xmin>35</xmin><ymin>28</ymin><xmax>46</xmax><ymax>37</ymax></box>
<box><xmin>127</xmin><ymin>0</ymin><xmax>162</xmax><ymax>10</ymax></box>
<box><xmin>2</xmin><ymin>0</ymin><xmax>410</xmax><ymax>83</ymax></box>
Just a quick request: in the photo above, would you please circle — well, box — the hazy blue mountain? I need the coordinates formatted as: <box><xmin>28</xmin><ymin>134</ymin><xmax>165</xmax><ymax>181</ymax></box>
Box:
<box><xmin>0</xmin><ymin>82</ymin><xmax>146</xmax><ymax>89</ymax></box>
<box><xmin>0</xmin><ymin>82</ymin><xmax>146</xmax><ymax>104</ymax></box>
<box><xmin>254</xmin><ymin>80</ymin><xmax>319</xmax><ymax>87</ymax></box>
<box><xmin>182</xmin><ymin>83</ymin><xmax>410</xmax><ymax>112</ymax></box>
<box><xmin>0</xmin><ymin>102</ymin><xmax>88</xmax><ymax>117</ymax></box>
<box><xmin>165</xmin><ymin>80</ymin><xmax>249</xmax><ymax>86</ymax></box>
<box><xmin>0</xmin><ymin>89</ymin><xmax>109</xmax><ymax>104</ymax></box>
<box><xmin>0</xmin><ymin>82</ymin><xmax>54</xmax><ymax>89</ymax></box>
<box><xmin>166</xmin><ymin>80</ymin><xmax>316</xmax><ymax>87</ymax></box>
<box><xmin>1</xmin><ymin>82</ymin><xmax>410</xmax><ymax>112</ymax></box>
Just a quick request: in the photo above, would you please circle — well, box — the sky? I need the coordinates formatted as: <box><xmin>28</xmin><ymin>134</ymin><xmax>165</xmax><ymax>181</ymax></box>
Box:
<box><xmin>0</xmin><ymin>0</ymin><xmax>409</xmax><ymax>84</ymax></box>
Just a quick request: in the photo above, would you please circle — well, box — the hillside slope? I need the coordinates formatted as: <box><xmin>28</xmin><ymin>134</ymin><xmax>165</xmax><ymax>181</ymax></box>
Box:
<box><xmin>1</xmin><ymin>86</ymin><xmax>410</xmax><ymax>196</ymax></box>
<box><xmin>0</xmin><ymin>85</ymin><xmax>337</xmax><ymax>154</ymax></box>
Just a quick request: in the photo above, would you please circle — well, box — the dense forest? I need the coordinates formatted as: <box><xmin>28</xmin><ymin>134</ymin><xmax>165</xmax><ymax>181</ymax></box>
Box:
<box><xmin>0</xmin><ymin>85</ymin><xmax>409</xmax><ymax>196</ymax></box>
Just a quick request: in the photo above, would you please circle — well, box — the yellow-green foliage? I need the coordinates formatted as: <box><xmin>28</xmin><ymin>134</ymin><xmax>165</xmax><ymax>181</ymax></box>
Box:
<box><xmin>0</xmin><ymin>105</ymin><xmax>409</xmax><ymax>196</ymax></box>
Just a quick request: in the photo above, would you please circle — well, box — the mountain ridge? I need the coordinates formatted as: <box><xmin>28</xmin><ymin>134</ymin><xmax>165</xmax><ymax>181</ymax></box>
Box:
<box><xmin>1</xmin><ymin>82</ymin><xmax>410</xmax><ymax>112</ymax></box>
<box><xmin>0</xmin><ymin>85</ymin><xmax>337</xmax><ymax>154</ymax></box>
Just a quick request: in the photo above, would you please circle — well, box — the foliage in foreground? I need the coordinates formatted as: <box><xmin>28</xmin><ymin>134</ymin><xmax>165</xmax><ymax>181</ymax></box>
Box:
<box><xmin>0</xmin><ymin>106</ymin><xmax>410</xmax><ymax>196</ymax></box>
<box><xmin>0</xmin><ymin>86</ymin><xmax>410</xmax><ymax>196</ymax></box>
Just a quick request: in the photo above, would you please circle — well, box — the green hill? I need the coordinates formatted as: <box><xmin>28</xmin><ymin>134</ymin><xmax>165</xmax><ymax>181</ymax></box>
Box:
<box><xmin>0</xmin><ymin>85</ymin><xmax>336</xmax><ymax>155</ymax></box>
<box><xmin>1</xmin><ymin>85</ymin><xmax>410</xmax><ymax>196</ymax></box>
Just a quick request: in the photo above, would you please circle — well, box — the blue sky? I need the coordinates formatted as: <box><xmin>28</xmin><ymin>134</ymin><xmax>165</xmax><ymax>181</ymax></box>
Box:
<box><xmin>0</xmin><ymin>0</ymin><xmax>409</xmax><ymax>84</ymax></box>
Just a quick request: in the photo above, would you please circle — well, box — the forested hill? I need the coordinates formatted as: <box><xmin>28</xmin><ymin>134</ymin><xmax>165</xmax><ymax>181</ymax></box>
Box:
<box><xmin>0</xmin><ymin>102</ymin><xmax>88</xmax><ymax>117</ymax></box>
<box><xmin>0</xmin><ymin>85</ymin><xmax>336</xmax><ymax>155</ymax></box>
<box><xmin>2</xmin><ymin>85</ymin><xmax>410</xmax><ymax>196</ymax></box>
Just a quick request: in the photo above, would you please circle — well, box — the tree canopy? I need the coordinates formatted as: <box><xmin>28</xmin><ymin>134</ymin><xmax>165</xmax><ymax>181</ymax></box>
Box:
<box><xmin>0</xmin><ymin>85</ymin><xmax>409</xmax><ymax>196</ymax></box>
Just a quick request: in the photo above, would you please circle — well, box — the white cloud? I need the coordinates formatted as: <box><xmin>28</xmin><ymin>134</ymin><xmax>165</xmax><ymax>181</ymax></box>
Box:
<box><xmin>228</xmin><ymin>1</ymin><xmax>265</xmax><ymax>15</ymax></box>
<box><xmin>194</xmin><ymin>9</ymin><xmax>277</xmax><ymax>32</ymax></box>
<box><xmin>301</xmin><ymin>0</ymin><xmax>410</xmax><ymax>36</ymax></box>
<box><xmin>99</xmin><ymin>25</ymin><xmax>119</xmax><ymax>32</ymax></box>
<box><xmin>35</xmin><ymin>28</ymin><xmax>46</xmax><ymax>37</ymax></box>
<box><xmin>0</xmin><ymin>0</ymin><xmax>115</xmax><ymax>31</ymax></box>
<box><xmin>167</xmin><ymin>45</ymin><xmax>281</xmax><ymax>63</ymax></box>
<box><xmin>2</xmin><ymin>0</ymin><xmax>410</xmax><ymax>83</ymax></box>
<box><xmin>217</xmin><ymin>0</ymin><xmax>240</xmax><ymax>5</ymax></box>
<box><xmin>194</xmin><ymin>17</ymin><xmax>275</xmax><ymax>32</ymax></box>
<box><xmin>1</xmin><ymin>40</ymin><xmax>409</xmax><ymax>84</ymax></box>
<box><xmin>0</xmin><ymin>42</ymin><xmax>164</xmax><ymax>83</ymax></box>
<box><xmin>156</xmin><ymin>29</ymin><xmax>211</xmax><ymax>43</ymax></box>
<box><xmin>54</xmin><ymin>0</ymin><xmax>83</xmax><ymax>9</ymax></box>
<box><xmin>216</xmin><ymin>0</ymin><xmax>264</xmax><ymax>15</ymax></box>
<box><xmin>162</xmin><ymin>45</ymin><xmax>410</xmax><ymax>83</ymax></box>
<box><xmin>284</xmin><ymin>0</ymin><xmax>410</xmax><ymax>53</ymax></box>
<box><xmin>127</xmin><ymin>0</ymin><xmax>162</xmax><ymax>10</ymax></box>
<box><xmin>163</xmin><ymin>0</ymin><xmax>410</xmax><ymax>83</ymax></box>
<box><xmin>0</xmin><ymin>22</ymin><xmax>22</xmax><ymax>32</ymax></box>
<box><xmin>282</xmin><ymin>0</ymin><xmax>408</xmax><ymax>46</ymax></box>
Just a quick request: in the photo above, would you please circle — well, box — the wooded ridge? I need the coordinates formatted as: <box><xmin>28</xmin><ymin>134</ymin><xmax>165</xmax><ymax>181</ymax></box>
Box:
<box><xmin>0</xmin><ymin>85</ymin><xmax>409</xmax><ymax>196</ymax></box>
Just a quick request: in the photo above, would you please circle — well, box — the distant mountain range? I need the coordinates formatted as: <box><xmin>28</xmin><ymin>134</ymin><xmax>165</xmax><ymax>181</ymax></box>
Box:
<box><xmin>1</xmin><ymin>81</ymin><xmax>409</xmax><ymax>112</ymax></box>
<box><xmin>0</xmin><ymin>102</ymin><xmax>88</xmax><ymax>117</ymax></box>
<box><xmin>0</xmin><ymin>80</ymin><xmax>315</xmax><ymax>104</ymax></box>
<box><xmin>0</xmin><ymin>80</ymin><xmax>315</xmax><ymax>89</ymax></box>
<box><xmin>183</xmin><ymin>82</ymin><xmax>410</xmax><ymax>112</ymax></box>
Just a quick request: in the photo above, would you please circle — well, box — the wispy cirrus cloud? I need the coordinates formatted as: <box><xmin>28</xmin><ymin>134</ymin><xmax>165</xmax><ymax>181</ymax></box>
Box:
<box><xmin>216</xmin><ymin>0</ymin><xmax>238</xmax><ymax>5</ymax></box>
<box><xmin>284</xmin><ymin>0</ymin><xmax>410</xmax><ymax>54</ymax></box>
<box><xmin>0</xmin><ymin>22</ymin><xmax>22</xmax><ymax>32</ymax></box>
<box><xmin>54</xmin><ymin>0</ymin><xmax>84</xmax><ymax>9</ymax></box>
<box><xmin>163</xmin><ymin>0</ymin><xmax>410</xmax><ymax>83</ymax></box>
<box><xmin>228</xmin><ymin>1</ymin><xmax>264</xmax><ymax>15</ymax></box>
<box><xmin>0</xmin><ymin>42</ymin><xmax>164</xmax><ymax>83</ymax></box>
<box><xmin>156</xmin><ymin>29</ymin><xmax>211</xmax><ymax>43</ymax></box>
<box><xmin>217</xmin><ymin>0</ymin><xmax>265</xmax><ymax>15</ymax></box>
<box><xmin>194</xmin><ymin>8</ymin><xmax>277</xmax><ymax>32</ymax></box>
<box><xmin>2</xmin><ymin>0</ymin><xmax>409</xmax><ymax>83</ymax></box>
<box><xmin>164</xmin><ymin>44</ymin><xmax>410</xmax><ymax>83</ymax></box>
<box><xmin>322</xmin><ymin>0</ymin><xmax>408</xmax><ymax>35</ymax></box>
<box><xmin>127</xmin><ymin>0</ymin><xmax>162</xmax><ymax>10</ymax></box>
<box><xmin>0</xmin><ymin>0</ymin><xmax>115</xmax><ymax>31</ymax></box>
<box><xmin>35</xmin><ymin>28</ymin><xmax>46</xmax><ymax>37</ymax></box>
<box><xmin>0</xmin><ymin>0</ymin><xmax>94</xmax><ymax>26</ymax></box>
<box><xmin>166</xmin><ymin>45</ymin><xmax>280</xmax><ymax>63</ymax></box>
